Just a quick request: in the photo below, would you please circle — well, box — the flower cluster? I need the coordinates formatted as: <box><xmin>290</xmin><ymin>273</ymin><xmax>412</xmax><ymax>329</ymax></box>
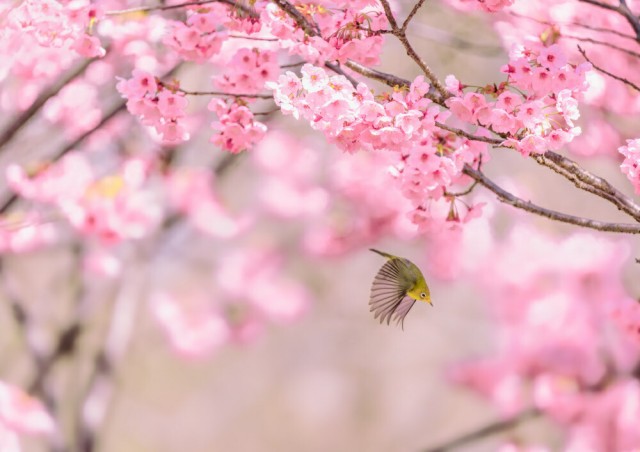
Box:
<box><xmin>0</xmin><ymin>212</ymin><xmax>57</xmax><ymax>254</ymax></box>
<box><xmin>268</xmin><ymin>65</ymin><xmax>488</xmax><ymax>229</ymax></box>
<box><xmin>163</xmin><ymin>8</ymin><xmax>229</xmax><ymax>63</ymax></box>
<box><xmin>447</xmin><ymin>43</ymin><xmax>590</xmax><ymax>156</ymax></box>
<box><xmin>261</xmin><ymin>2</ymin><xmax>386</xmax><ymax>65</ymax></box>
<box><xmin>116</xmin><ymin>70</ymin><xmax>190</xmax><ymax>144</ymax></box>
<box><xmin>619</xmin><ymin>138</ymin><xmax>640</xmax><ymax>194</ymax></box>
<box><xmin>166</xmin><ymin>167</ymin><xmax>250</xmax><ymax>238</ymax></box>
<box><xmin>7</xmin><ymin>154</ymin><xmax>163</xmax><ymax>243</ymax></box>
<box><xmin>448</xmin><ymin>0</ymin><xmax>515</xmax><ymax>12</ymax></box>
<box><xmin>451</xmin><ymin>228</ymin><xmax>640</xmax><ymax>450</ymax></box>
<box><xmin>153</xmin><ymin>247</ymin><xmax>310</xmax><ymax>357</ymax></box>
<box><xmin>213</xmin><ymin>48</ymin><xmax>279</xmax><ymax>95</ymax></box>
<box><xmin>0</xmin><ymin>381</ymin><xmax>55</xmax><ymax>450</ymax></box>
<box><xmin>252</xmin><ymin>131</ymin><xmax>329</xmax><ymax>220</ymax></box>
<box><xmin>5</xmin><ymin>0</ymin><xmax>105</xmax><ymax>57</ymax></box>
<box><xmin>208</xmin><ymin>99</ymin><xmax>267</xmax><ymax>153</ymax></box>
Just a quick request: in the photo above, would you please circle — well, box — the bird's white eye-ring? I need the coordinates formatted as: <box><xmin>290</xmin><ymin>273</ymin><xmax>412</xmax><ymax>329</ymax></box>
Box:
<box><xmin>420</xmin><ymin>292</ymin><xmax>426</xmax><ymax>298</ymax></box>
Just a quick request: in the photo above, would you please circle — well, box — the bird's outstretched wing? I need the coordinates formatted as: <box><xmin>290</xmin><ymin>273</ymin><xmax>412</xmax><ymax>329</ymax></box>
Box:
<box><xmin>369</xmin><ymin>259</ymin><xmax>417</xmax><ymax>328</ymax></box>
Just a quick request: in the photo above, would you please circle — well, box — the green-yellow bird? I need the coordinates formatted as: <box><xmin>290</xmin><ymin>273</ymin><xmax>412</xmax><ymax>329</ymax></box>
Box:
<box><xmin>369</xmin><ymin>248</ymin><xmax>432</xmax><ymax>329</ymax></box>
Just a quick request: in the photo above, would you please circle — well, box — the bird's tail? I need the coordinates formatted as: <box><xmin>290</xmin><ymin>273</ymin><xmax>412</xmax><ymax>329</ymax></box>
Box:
<box><xmin>369</xmin><ymin>248</ymin><xmax>396</xmax><ymax>260</ymax></box>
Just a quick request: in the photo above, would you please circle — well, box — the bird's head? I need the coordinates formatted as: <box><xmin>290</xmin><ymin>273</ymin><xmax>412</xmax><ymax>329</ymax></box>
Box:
<box><xmin>412</xmin><ymin>280</ymin><xmax>432</xmax><ymax>306</ymax></box>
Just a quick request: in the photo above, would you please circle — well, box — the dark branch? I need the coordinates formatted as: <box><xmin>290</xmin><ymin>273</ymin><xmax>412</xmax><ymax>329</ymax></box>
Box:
<box><xmin>578</xmin><ymin>0</ymin><xmax>640</xmax><ymax>41</ymax></box>
<box><xmin>578</xmin><ymin>45</ymin><xmax>640</xmax><ymax>92</ymax></box>
<box><xmin>463</xmin><ymin>165</ymin><xmax>640</xmax><ymax>234</ymax></box>
<box><xmin>105</xmin><ymin>0</ymin><xmax>253</xmax><ymax>17</ymax></box>
<box><xmin>401</xmin><ymin>0</ymin><xmax>428</xmax><ymax>32</ymax></box>
<box><xmin>422</xmin><ymin>407</ymin><xmax>541</xmax><ymax>452</ymax></box>
<box><xmin>0</xmin><ymin>65</ymin><xmax>182</xmax><ymax>216</ymax></box>
<box><xmin>379</xmin><ymin>0</ymin><xmax>449</xmax><ymax>98</ymax></box>
<box><xmin>0</xmin><ymin>55</ymin><xmax>100</xmax><ymax>150</ymax></box>
<box><xmin>178</xmin><ymin>89</ymin><xmax>273</xmax><ymax>98</ymax></box>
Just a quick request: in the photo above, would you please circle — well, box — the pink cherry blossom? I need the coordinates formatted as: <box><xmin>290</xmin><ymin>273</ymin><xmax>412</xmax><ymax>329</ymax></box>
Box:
<box><xmin>619</xmin><ymin>138</ymin><xmax>640</xmax><ymax>193</ymax></box>
<box><xmin>0</xmin><ymin>381</ymin><xmax>55</xmax><ymax>435</ymax></box>
<box><xmin>208</xmin><ymin>99</ymin><xmax>267</xmax><ymax>153</ymax></box>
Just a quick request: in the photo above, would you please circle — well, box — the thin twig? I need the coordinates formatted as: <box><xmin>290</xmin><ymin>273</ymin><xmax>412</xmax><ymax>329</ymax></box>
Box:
<box><xmin>578</xmin><ymin>45</ymin><xmax>640</xmax><ymax>92</ymax></box>
<box><xmin>105</xmin><ymin>0</ymin><xmax>252</xmax><ymax>17</ymax></box>
<box><xmin>562</xmin><ymin>34</ymin><xmax>640</xmax><ymax>59</ymax></box>
<box><xmin>509</xmin><ymin>11</ymin><xmax>637</xmax><ymax>41</ymax></box>
<box><xmin>463</xmin><ymin>165</ymin><xmax>640</xmax><ymax>234</ymax></box>
<box><xmin>178</xmin><ymin>88</ymin><xmax>273</xmax><ymax>98</ymax></box>
<box><xmin>578</xmin><ymin>0</ymin><xmax>640</xmax><ymax>41</ymax></box>
<box><xmin>538</xmin><ymin>151</ymin><xmax>640</xmax><ymax>222</ymax></box>
<box><xmin>401</xmin><ymin>0</ymin><xmax>427</xmax><ymax>32</ymax></box>
<box><xmin>228</xmin><ymin>34</ymin><xmax>278</xmax><ymax>41</ymax></box>
<box><xmin>379</xmin><ymin>0</ymin><xmax>449</xmax><ymax>98</ymax></box>
<box><xmin>445</xmin><ymin>180</ymin><xmax>479</xmax><ymax>197</ymax></box>
<box><xmin>344</xmin><ymin>60</ymin><xmax>410</xmax><ymax>87</ymax></box>
<box><xmin>280</xmin><ymin>61</ymin><xmax>305</xmax><ymax>69</ymax></box>
<box><xmin>434</xmin><ymin>123</ymin><xmax>640</xmax><ymax>223</ymax></box>
<box><xmin>422</xmin><ymin>407</ymin><xmax>541</xmax><ymax>452</ymax></box>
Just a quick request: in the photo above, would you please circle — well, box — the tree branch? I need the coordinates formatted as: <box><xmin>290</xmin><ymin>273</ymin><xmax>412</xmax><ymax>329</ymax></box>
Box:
<box><xmin>422</xmin><ymin>407</ymin><xmax>541</xmax><ymax>452</ymax></box>
<box><xmin>578</xmin><ymin>0</ymin><xmax>640</xmax><ymax>42</ymax></box>
<box><xmin>536</xmin><ymin>151</ymin><xmax>640</xmax><ymax>222</ymax></box>
<box><xmin>379</xmin><ymin>0</ymin><xmax>449</xmax><ymax>99</ymax></box>
<box><xmin>105</xmin><ymin>0</ymin><xmax>253</xmax><ymax>17</ymax></box>
<box><xmin>578</xmin><ymin>45</ymin><xmax>640</xmax><ymax>92</ymax></box>
<box><xmin>434</xmin><ymin>123</ymin><xmax>640</xmax><ymax>224</ymax></box>
<box><xmin>402</xmin><ymin>0</ymin><xmax>428</xmax><ymax>32</ymax></box>
<box><xmin>463</xmin><ymin>165</ymin><xmax>640</xmax><ymax>234</ymax></box>
<box><xmin>0</xmin><ymin>64</ymin><xmax>183</xmax><ymax>216</ymax></box>
<box><xmin>0</xmin><ymin>55</ymin><xmax>101</xmax><ymax>151</ymax></box>
<box><xmin>178</xmin><ymin>88</ymin><xmax>273</xmax><ymax>98</ymax></box>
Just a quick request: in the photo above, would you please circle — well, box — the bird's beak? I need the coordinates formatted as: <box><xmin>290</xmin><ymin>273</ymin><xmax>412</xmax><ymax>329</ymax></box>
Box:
<box><xmin>427</xmin><ymin>299</ymin><xmax>433</xmax><ymax>306</ymax></box>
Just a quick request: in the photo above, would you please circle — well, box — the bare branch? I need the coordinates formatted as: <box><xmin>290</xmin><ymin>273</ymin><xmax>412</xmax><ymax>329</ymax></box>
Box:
<box><xmin>578</xmin><ymin>45</ymin><xmax>640</xmax><ymax>92</ymax></box>
<box><xmin>228</xmin><ymin>34</ymin><xmax>278</xmax><ymax>41</ymax></box>
<box><xmin>378</xmin><ymin>0</ymin><xmax>399</xmax><ymax>30</ymax></box>
<box><xmin>344</xmin><ymin>60</ymin><xmax>410</xmax><ymax>87</ymax></box>
<box><xmin>463</xmin><ymin>165</ymin><xmax>640</xmax><ymax>234</ymax></box>
<box><xmin>401</xmin><ymin>0</ymin><xmax>428</xmax><ymax>32</ymax></box>
<box><xmin>178</xmin><ymin>88</ymin><xmax>273</xmax><ymax>98</ymax></box>
<box><xmin>537</xmin><ymin>151</ymin><xmax>640</xmax><ymax>222</ymax></box>
<box><xmin>422</xmin><ymin>407</ymin><xmax>541</xmax><ymax>452</ymax></box>
<box><xmin>0</xmin><ymin>65</ymin><xmax>183</xmax><ymax>216</ymax></box>
<box><xmin>434</xmin><ymin>123</ymin><xmax>640</xmax><ymax>223</ymax></box>
<box><xmin>105</xmin><ymin>0</ymin><xmax>252</xmax><ymax>17</ymax></box>
<box><xmin>0</xmin><ymin>55</ymin><xmax>101</xmax><ymax>151</ymax></box>
<box><xmin>270</xmin><ymin>0</ymin><xmax>318</xmax><ymax>36</ymax></box>
<box><xmin>379</xmin><ymin>0</ymin><xmax>449</xmax><ymax>98</ymax></box>
<box><xmin>562</xmin><ymin>34</ymin><xmax>640</xmax><ymax>59</ymax></box>
<box><xmin>509</xmin><ymin>11</ymin><xmax>637</xmax><ymax>41</ymax></box>
<box><xmin>578</xmin><ymin>0</ymin><xmax>640</xmax><ymax>41</ymax></box>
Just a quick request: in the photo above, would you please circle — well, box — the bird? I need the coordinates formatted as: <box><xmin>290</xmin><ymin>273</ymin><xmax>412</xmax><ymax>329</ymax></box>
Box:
<box><xmin>369</xmin><ymin>248</ymin><xmax>432</xmax><ymax>329</ymax></box>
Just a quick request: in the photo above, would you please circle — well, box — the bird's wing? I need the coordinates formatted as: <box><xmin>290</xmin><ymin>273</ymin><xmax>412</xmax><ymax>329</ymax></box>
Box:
<box><xmin>391</xmin><ymin>296</ymin><xmax>417</xmax><ymax>330</ymax></box>
<box><xmin>369</xmin><ymin>259</ymin><xmax>413</xmax><ymax>326</ymax></box>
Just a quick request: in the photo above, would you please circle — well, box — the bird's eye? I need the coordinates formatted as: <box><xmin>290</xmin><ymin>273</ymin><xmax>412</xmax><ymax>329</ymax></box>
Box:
<box><xmin>420</xmin><ymin>292</ymin><xmax>426</xmax><ymax>298</ymax></box>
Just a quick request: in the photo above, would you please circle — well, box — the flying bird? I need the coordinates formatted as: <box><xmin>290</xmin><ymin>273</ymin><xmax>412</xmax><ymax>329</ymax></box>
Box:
<box><xmin>369</xmin><ymin>248</ymin><xmax>432</xmax><ymax>329</ymax></box>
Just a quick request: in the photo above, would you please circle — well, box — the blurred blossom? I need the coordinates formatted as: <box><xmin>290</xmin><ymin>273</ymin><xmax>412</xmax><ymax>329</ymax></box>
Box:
<box><xmin>0</xmin><ymin>382</ymin><xmax>55</xmax><ymax>436</ymax></box>
<box><xmin>152</xmin><ymin>291</ymin><xmax>231</xmax><ymax>358</ymax></box>
<box><xmin>451</xmin><ymin>225</ymin><xmax>640</xmax><ymax>447</ymax></box>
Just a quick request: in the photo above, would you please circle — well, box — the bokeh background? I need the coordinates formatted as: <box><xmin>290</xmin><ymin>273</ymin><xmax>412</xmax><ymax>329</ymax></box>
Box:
<box><xmin>2</xmin><ymin>1</ymin><xmax>640</xmax><ymax>451</ymax></box>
